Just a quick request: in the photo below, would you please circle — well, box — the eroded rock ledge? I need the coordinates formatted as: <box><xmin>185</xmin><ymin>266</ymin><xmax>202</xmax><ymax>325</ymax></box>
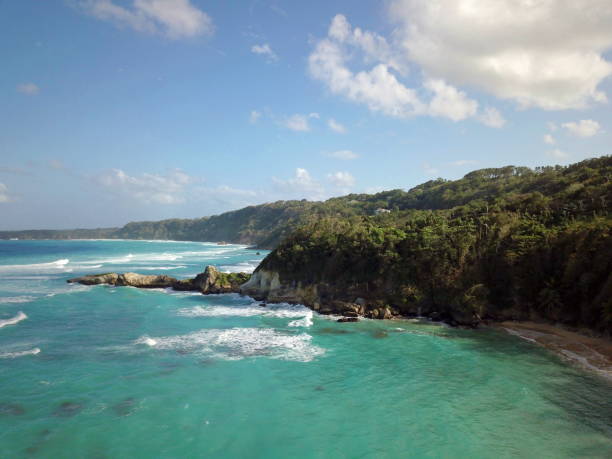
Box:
<box><xmin>239</xmin><ymin>269</ymin><xmax>487</xmax><ymax>326</ymax></box>
<box><xmin>67</xmin><ymin>265</ymin><xmax>250</xmax><ymax>294</ymax></box>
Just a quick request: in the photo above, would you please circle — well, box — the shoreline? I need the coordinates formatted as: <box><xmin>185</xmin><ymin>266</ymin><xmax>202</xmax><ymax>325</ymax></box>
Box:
<box><xmin>492</xmin><ymin>321</ymin><xmax>612</xmax><ymax>382</ymax></box>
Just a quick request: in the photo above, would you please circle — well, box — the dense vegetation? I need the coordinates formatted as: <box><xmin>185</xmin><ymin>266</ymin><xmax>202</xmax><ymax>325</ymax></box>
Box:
<box><xmin>260</xmin><ymin>156</ymin><xmax>612</xmax><ymax>332</ymax></box>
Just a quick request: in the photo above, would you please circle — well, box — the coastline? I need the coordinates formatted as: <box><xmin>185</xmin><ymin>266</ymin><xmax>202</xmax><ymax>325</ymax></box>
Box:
<box><xmin>493</xmin><ymin>321</ymin><xmax>612</xmax><ymax>382</ymax></box>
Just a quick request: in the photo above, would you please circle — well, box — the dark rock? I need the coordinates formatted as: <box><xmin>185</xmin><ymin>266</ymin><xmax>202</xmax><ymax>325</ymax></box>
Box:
<box><xmin>343</xmin><ymin>311</ymin><xmax>359</xmax><ymax>318</ymax></box>
<box><xmin>337</xmin><ymin>317</ymin><xmax>359</xmax><ymax>323</ymax></box>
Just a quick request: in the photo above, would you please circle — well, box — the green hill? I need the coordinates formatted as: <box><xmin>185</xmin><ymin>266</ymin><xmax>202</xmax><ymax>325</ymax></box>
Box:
<box><xmin>255</xmin><ymin>156</ymin><xmax>611</xmax><ymax>332</ymax></box>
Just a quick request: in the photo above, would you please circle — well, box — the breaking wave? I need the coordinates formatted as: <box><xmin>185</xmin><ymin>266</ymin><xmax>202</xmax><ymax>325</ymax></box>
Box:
<box><xmin>135</xmin><ymin>327</ymin><xmax>324</xmax><ymax>362</ymax></box>
<box><xmin>0</xmin><ymin>259</ymin><xmax>70</xmax><ymax>274</ymax></box>
<box><xmin>0</xmin><ymin>296</ymin><xmax>36</xmax><ymax>305</ymax></box>
<box><xmin>0</xmin><ymin>347</ymin><xmax>40</xmax><ymax>359</ymax></box>
<box><xmin>0</xmin><ymin>311</ymin><xmax>28</xmax><ymax>328</ymax></box>
<box><xmin>177</xmin><ymin>302</ymin><xmax>313</xmax><ymax>325</ymax></box>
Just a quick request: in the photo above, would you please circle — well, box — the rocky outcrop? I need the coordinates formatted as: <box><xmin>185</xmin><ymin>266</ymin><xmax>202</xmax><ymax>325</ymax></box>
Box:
<box><xmin>240</xmin><ymin>270</ymin><xmax>403</xmax><ymax>321</ymax></box>
<box><xmin>240</xmin><ymin>269</ymin><xmax>483</xmax><ymax>327</ymax></box>
<box><xmin>67</xmin><ymin>266</ymin><xmax>250</xmax><ymax>294</ymax></box>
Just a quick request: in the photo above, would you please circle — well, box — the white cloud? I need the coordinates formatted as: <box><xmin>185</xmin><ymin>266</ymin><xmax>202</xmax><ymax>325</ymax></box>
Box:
<box><xmin>309</xmin><ymin>14</ymin><xmax>499</xmax><ymax>125</ymax></box>
<box><xmin>424</xmin><ymin>78</ymin><xmax>478</xmax><ymax>121</ymax></box>
<box><xmin>17</xmin><ymin>83</ymin><xmax>39</xmax><ymax>95</ymax></box>
<box><xmin>543</xmin><ymin>134</ymin><xmax>556</xmax><ymax>145</ymax></box>
<box><xmin>0</xmin><ymin>183</ymin><xmax>11</xmax><ymax>203</ymax></box>
<box><xmin>390</xmin><ymin>0</ymin><xmax>612</xmax><ymax>110</ymax></box>
<box><xmin>478</xmin><ymin>107</ymin><xmax>506</xmax><ymax>128</ymax></box>
<box><xmin>96</xmin><ymin>168</ymin><xmax>194</xmax><ymax>204</ymax></box>
<box><xmin>283</xmin><ymin>113</ymin><xmax>318</xmax><ymax>132</ymax></box>
<box><xmin>447</xmin><ymin>160</ymin><xmax>478</xmax><ymax>167</ymax></box>
<box><xmin>327</xmin><ymin>171</ymin><xmax>356</xmax><ymax>192</ymax></box>
<box><xmin>422</xmin><ymin>162</ymin><xmax>439</xmax><ymax>176</ymax></box>
<box><xmin>251</xmin><ymin>43</ymin><xmax>278</xmax><ymax>61</ymax></box>
<box><xmin>308</xmin><ymin>17</ymin><xmax>425</xmax><ymax>118</ymax></box>
<box><xmin>562</xmin><ymin>119</ymin><xmax>601</xmax><ymax>137</ymax></box>
<box><xmin>327</xmin><ymin>118</ymin><xmax>347</xmax><ymax>133</ymax></box>
<box><xmin>547</xmin><ymin>122</ymin><xmax>558</xmax><ymax>132</ymax></box>
<box><xmin>249</xmin><ymin>110</ymin><xmax>261</xmax><ymax>124</ymax></box>
<box><xmin>547</xmin><ymin>149</ymin><xmax>570</xmax><ymax>159</ymax></box>
<box><xmin>326</xmin><ymin>150</ymin><xmax>359</xmax><ymax>160</ymax></box>
<box><xmin>83</xmin><ymin>0</ymin><xmax>214</xmax><ymax>39</ymax></box>
<box><xmin>272</xmin><ymin>168</ymin><xmax>325</xmax><ymax>199</ymax></box>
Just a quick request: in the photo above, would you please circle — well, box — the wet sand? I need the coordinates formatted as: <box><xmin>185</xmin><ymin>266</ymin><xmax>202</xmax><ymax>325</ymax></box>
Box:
<box><xmin>494</xmin><ymin>321</ymin><xmax>612</xmax><ymax>382</ymax></box>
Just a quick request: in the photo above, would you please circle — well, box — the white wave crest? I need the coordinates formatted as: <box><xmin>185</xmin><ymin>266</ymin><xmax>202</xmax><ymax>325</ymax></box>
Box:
<box><xmin>139</xmin><ymin>266</ymin><xmax>187</xmax><ymax>270</ymax></box>
<box><xmin>0</xmin><ymin>347</ymin><xmax>40</xmax><ymax>358</ymax></box>
<box><xmin>0</xmin><ymin>259</ymin><xmax>70</xmax><ymax>274</ymax></box>
<box><xmin>0</xmin><ymin>311</ymin><xmax>28</xmax><ymax>328</ymax></box>
<box><xmin>289</xmin><ymin>310</ymin><xmax>313</xmax><ymax>328</ymax></box>
<box><xmin>219</xmin><ymin>262</ymin><xmax>258</xmax><ymax>274</ymax></box>
<box><xmin>177</xmin><ymin>302</ymin><xmax>312</xmax><ymax>322</ymax></box>
<box><xmin>0</xmin><ymin>296</ymin><xmax>35</xmax><ymax>305</ymax></box>
<box><xmin>135</xmin><ymin>327</ymin><xmax>324</xmax><ymax>362</ymax></box>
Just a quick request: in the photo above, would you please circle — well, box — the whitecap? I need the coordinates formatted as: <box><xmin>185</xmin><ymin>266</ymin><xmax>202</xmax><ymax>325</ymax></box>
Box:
<box><xmin>139</xmin><ymin>265</ymin><xmax>187</xmax><ymax>270</ymax></box>
<box><xmin>0</xmin><ymin>259</ymin><xmax>70</xmax><ymax>274</ymax></box>
<box><xmin>0</xmin><ymin>347</ymin><xmax>40</xmax><ymax>358</ymax></box>
<box><xmin>134</xmin><ymin>327</ymin><xmax>325</xmax><ymax>362</ymax></box>
<box><xmin>219</xmin><ymin>262</ymin><xmax>258</xmax><ymax>273</ymax></box>
<box><xmin>0</xmin><ymin>296</ymin><xmax>36</xmax><ymax>305</ymax></box>
<box><xmin>177</xmin><ymin>302</ymin><xmax>312</xmax><ymax>321</ymax></box>
<box><xmin>289</xmin><ymin>310</ymin><xmax>313</xmax><ymax>328</ymax></box>
<box><xmin>0</xmin><ymin>311</ymin><xmax>28</xmax><ymax>328</ymax></box>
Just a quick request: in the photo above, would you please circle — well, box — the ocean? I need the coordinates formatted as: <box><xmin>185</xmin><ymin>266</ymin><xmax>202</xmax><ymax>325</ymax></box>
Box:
<box><xmin>1</xmin><ymin>239</ymin><xmax>611</xmax><ymax>458</ymax></box>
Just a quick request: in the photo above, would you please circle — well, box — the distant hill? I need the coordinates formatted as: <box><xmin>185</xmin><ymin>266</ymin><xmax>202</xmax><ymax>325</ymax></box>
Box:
<box><xmin>2</xmin><ymin>156</ymin><xmax>610</xmax><ymax>250</ymax></box>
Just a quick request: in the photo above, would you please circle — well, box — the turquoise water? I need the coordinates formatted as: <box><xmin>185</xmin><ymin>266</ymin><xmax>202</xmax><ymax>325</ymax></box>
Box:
<box><xmin>1</xmin><ymin>240</ymin><xmax>611</xmax><ymax>458</ymax></box>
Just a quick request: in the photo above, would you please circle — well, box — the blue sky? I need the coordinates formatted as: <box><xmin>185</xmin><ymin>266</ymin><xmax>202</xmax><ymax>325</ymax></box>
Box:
<box><xmin>1</xmin><ymin>0</ymin><xmax>611</xmax><ymax>230</ymax></box>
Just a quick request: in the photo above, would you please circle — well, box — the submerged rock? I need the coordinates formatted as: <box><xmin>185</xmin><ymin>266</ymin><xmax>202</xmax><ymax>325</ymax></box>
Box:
<box><xmin>53</xmin><ymin>401</ymin><xmax>83</xmax><ymax>417</ymax></box>
<box><xmin>0</xmin><ymin>402</ymin><xmax>25</xmax><ymax>416</ymax></box>
<box><xmin>112</xmin><ymin>397</ymin><xmax>136</xmax><ymax>417</ymax></box>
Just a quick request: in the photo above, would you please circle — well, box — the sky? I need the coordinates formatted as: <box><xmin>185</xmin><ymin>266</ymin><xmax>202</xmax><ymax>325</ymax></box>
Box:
<box><xmin>1</xmin><ymin>0</ymin><xmax>611</xmax><ymax>230</ymax></box>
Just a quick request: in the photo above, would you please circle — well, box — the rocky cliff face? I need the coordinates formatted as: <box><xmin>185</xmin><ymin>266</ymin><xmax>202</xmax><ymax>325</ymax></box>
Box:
<box><xmin>68</xmin><ymin>266</ymin><xmax>250</xmax><ymax>294</ymax></box>
<box><xmin>240</xmin><ymin>270</ymin><xmax>402</xmax><ymax>322</ymax></box>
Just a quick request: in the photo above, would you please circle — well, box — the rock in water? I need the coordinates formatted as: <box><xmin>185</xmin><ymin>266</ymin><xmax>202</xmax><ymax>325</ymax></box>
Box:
<box><xmin>67</xmin><ymin>273</ymin><xmax>119</xmax><ymax>285</ymax></box>
<box><xmin>116</xmin><ymin>273</ymin><xmax>176</xmax><ymax>288</ymax></box>
<box><xmin>67</xmin><ymin>266</ymin><xmax>250</xmax><ymax>294</ymax></box>
<box><xmin>53</xmin><ymin>401</ymin><xmax>83</xmax><ymax>417</ymax></box>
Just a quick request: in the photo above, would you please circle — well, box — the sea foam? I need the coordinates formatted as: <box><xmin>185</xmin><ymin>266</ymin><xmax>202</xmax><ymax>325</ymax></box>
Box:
<box><xmin>0</xmin><ymin>259</ymin><xmax>70</xmax><ymax>274</ymax></box>
<box><xmin>177</xmin><ymin>302</ymin><xmax>313</xmax><ymax>323</ymax></box>
<box><xmin>135</xmin><ymin>327</ymin><xmax>324</xmax><ymax>362</ymax></box>
<box><xmin>0</xmin><ymin>347</ymin><xmax>40</xmax><ymax>359</ymax></box>
<box><xmin>0</xmin><ymin>311</ymin><xmax>28</xmax><ymax>328</ymax></box>
<box><xmin>0</xmin><ymin>296</ymin><xmax>35</xmax><ymax>305</ymax></box>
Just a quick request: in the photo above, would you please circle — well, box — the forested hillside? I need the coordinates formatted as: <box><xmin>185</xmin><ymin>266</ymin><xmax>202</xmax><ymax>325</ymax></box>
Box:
<box><xmin>258</xmin><ymin>156</ymin><xmax>612</xmax><ymax>332</ymax></box>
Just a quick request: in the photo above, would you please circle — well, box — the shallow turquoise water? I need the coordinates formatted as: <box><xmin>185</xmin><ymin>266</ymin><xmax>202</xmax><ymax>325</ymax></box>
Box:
<box><xmin>1</xmin><ymin>240</ymin><xmax>611</xmax><ymax>458</ymax></box>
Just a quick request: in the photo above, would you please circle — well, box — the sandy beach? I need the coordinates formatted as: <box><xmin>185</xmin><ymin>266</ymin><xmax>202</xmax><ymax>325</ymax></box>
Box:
<box><xmin>495</xmin><ymin>321</ymin><xmax>612</xmax><ymax>381</ymax></box>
